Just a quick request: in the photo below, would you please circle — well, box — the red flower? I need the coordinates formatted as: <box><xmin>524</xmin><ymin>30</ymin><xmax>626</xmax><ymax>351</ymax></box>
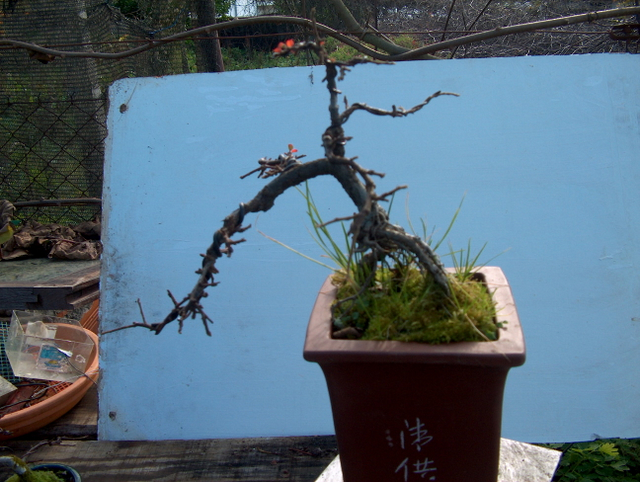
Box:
<box><xmin>274</xmin><ymin>38</ymin><xmax>295</xmax><ymax>53</ymax></box>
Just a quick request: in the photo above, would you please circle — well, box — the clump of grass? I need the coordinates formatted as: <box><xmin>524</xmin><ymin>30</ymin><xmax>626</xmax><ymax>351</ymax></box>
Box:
<box><xmin>322</xmin><ymin>37</ymin><xmax>360</xmax><ymax>62</ymax></box>
<box><xmin>294</xmin><ymin>182</ymin><xmax>499</xmax><ymax>343</ymax></box>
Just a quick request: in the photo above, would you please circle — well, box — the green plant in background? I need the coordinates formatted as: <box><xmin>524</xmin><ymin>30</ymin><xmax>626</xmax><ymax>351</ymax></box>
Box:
<box><xmin>221</xmin><ymin>46</ymin><xmax>307</xmax><ymax>71</ymax></box>
<box><xmin>542</xmin><ymin>438</ymin><xmax>640</xmax><ymax>482</ymax></box>
<box><xmin>322</xmin><ymin>37</ymin><xmax>360</xmax><ymax>63</ymax></box>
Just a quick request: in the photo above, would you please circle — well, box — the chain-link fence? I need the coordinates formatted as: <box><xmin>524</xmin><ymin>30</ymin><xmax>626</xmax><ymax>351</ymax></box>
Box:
<box><xmin>0</xmin><ymin>96</ymin><xmax>105</xmax><ymax>224</ymax></box>
<box><xmin>1</xmin><ymin>0</ymin><xmax>637</xmax><ymax>224</ymax></box>
<box><xmin>0</xmin><ymin>0</ymin><xmax>195</xmax><ymax>225</ymax></box>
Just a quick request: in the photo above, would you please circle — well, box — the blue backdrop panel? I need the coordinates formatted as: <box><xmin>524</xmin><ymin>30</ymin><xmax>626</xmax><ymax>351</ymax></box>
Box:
<box><xmin>100</xmin><ymin>54</ymin><xmax>640</xmax><ymax>442</ymax></box>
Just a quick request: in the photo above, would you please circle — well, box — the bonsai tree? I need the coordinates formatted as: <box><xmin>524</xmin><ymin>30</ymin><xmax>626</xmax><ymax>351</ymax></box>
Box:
<box><xmin>108</xmin><ymin>38</ymin><xmax>497</xmax><ymax>343</ymax></box>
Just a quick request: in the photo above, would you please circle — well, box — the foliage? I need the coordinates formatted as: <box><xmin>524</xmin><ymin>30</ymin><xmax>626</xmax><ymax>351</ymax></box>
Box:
<box><xmin>112</xmin><ymin>0</ymin><xmax>143</xmax><ymax>19</ymax></box>
<box><xmin>223</xmin><ymin>36</ymin><xmax>370</xmax><ymax>68</ymax></box>
<box><xmin>218</xmin><ymin>34</ymin><xmax>425</xmax><ymax>73</ymax></box>
<box><xmin>272</xmin><ymin>0</ymin><xmax>370</xmax><ymax>29</ymax></box>
<box><xmin>391</xmin><ymin>34</ymin><xmax>422</xmax><ymax>50</ymax></box>
<box><xmin>6</xmin><ymin>470</ymin><xmax>64</xmax><ymax>482</ymax></box>
<box><xmin>112</xmin><ymin>0</ymin><xmax>231</xmax><ymax>21</ymax></box>
<box><xmin>542</xmin><ymin>438</ymin><xmax>640</xmax><ymax>482</ymax></box>
<box><xmin>221</xmin><ymin>46</ymin><xmax>308</xmax><ymax>71</ymax></box>
<box><xmin>321</xmin><ymin>37</ymin><xmax>359</xmax><ymax>62</ymax></box>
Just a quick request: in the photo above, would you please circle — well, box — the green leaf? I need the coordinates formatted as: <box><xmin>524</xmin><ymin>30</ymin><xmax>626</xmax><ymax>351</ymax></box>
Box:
<box><xmin>598</xmin><ymin>442</ymin><xmax>619</xmax><ymax>458</ymax></box>
<box><xmin>610</xmin><ymin>460</ymin><xmax>630</xmax><ymax>471</ymax></box>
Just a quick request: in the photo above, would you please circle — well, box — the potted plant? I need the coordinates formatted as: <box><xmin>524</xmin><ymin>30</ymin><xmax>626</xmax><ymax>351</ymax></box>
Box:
<box><xmin>0</xmin><ymin>456</ymin><xmax>80</xmax><ymax>482</ymax></box>
<box><xmin>110</xmin><ymin>39</ymin><xmax>526</xmax><ymax>482</ymax></box>
<box><xmin>304</xmin><ymin>267</ymin><xmax>524</xmax><ymax>482</ymax></box>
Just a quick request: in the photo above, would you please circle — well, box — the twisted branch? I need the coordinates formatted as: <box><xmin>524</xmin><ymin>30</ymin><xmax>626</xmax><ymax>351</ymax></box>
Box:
<box><xmin>108</xmin><ymin>42</ymin><xmax>454</xmax><ymax>335</ymax></box>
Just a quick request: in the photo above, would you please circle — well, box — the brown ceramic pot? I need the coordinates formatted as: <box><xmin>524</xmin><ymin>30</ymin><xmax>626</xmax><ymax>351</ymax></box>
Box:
<box><xmin>303</xmin><ymin>266</ymin><xmax>525</xmax><ymax>482</ymax></box>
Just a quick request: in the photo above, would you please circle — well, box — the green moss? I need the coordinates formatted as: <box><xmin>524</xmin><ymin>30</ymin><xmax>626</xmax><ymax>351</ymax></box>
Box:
<box><xmin>0</xmin><ymin>456</ymin><xmax>64</xmax><ymax>482</ymax></box>
<box><xmin>6</xmin><ymin>470</ymin><xmax>64</xmax><ymax>482</ymax></box>
<box><xmin>332</xmin><ymin>268</ymin><xmax>498</xmax><ymax>344</ymax></box>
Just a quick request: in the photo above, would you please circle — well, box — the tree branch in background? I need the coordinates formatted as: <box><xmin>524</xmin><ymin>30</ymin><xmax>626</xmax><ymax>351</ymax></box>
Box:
<box><xmin>326</xmin><ymin>0</ymin><xmax>439</xmax><ymax>59</ymax></box>
<box><xmin>1</xmin><ymin>7</ymin><xmax>639</xmax><ymax>64</ymax></box>
<box><xmin>192</xmin><ymin>0</ymin><xmax>225</xmax><ymax>72</ymax></box>
<box><xmin>392</xmin><ymin>6</ymin><xmax>640</xmax><ymax>59</ymax></box>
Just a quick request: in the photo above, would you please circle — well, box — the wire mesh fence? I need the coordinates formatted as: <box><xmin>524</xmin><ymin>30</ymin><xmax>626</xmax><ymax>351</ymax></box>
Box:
<box><xmin>0</xmin><ymin>96</ymin><xmax>106</xmax><ymax>224</ymax></box>
<box><xmin>0</xmin><ymin>0</ymin><xmax>637</xmax><ymax>225</ymax></box>
<box><xmin>0</xmin><ymin>0</ymin><xmax>194</xmax><ymax>225</ymax></box>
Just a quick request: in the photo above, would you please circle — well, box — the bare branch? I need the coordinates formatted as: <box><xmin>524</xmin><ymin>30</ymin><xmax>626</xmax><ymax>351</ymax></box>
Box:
<box><xmin>376</xmin><ymin>228</ymin><xmax>450</xmax><ymax>290</ymax></box>
<box><xmin>316</xmin><ymin>213</ymin><xmax>358</xmax><ymax>229</ymax></box>
<box><xmin>101</xmin><ymin>298</ymin><xmax>158</xmax><ymax>334</ymax></box>
<box><xmin>107</xmin><ymin>41</ymin><xmax>460</xmax><ymax>335</ymax></box>
<box><xmin>240</xmin><ymin>151</ymin><xmax>306</xmax><ymax>179</ymax></box>
<box><xmin>340</xmin><ymin>91</ymin><xmax>460</xmax><ymax>124</ymax></box>
<box><xmin>376</xmin><ymin>185</ymin><xmax>408</xmax><ymax>202</ymax></box>
<box><xmin>1</xmin><ymin>7</ymin><xmax>638</xmax><ymax>65</ymax></box>
<box><xmin>0</xmin><ymin>6</ymin><xmax>640</xmax><ymax>66</ymax></box>
<box><xmin>326</xmin><ymin>0</ymin><xmax>439</xmax><ymax>59</ymax></box>
<box><xmin>390</xmin><ymin>6</ymin><xmax>640</xmax><ymax>60</ymax></box>
<box><xmin>0</xmin><ymin>16</ymin><xmax>389</xmax><ymax>62</ymax></box>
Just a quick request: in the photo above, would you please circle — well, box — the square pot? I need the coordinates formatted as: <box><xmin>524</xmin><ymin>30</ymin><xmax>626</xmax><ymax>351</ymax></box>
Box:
<box><xmin>304</xmin><ymin>266</ymin><xmax>525</xmax><ymax>482</ymax></box>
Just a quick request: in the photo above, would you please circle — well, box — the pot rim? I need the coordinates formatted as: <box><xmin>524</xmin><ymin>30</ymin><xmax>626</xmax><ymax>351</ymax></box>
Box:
<box><xmin>303</xmin><ymin>266</ymin><xmax>526</xmax><ymax>367</ymax></box>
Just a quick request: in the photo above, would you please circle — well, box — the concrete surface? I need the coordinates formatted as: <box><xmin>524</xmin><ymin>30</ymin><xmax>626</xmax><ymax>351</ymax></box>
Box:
<box><xmin>316</xmin><ymin>438</ymin><xmax>562</xmax><ymax>481</ymax></box>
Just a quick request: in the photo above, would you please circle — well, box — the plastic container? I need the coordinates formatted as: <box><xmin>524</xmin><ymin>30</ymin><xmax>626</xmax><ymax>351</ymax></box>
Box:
<box><xmin>5</xmin><ymin>312</ymin><xmax>94</xmax><ymax>382</ymax></box>
<box><xmin>0</xmin><ymin>376</ymin><xmax>16</xmax><ymax>406</ymax></box>
<box><xmin>0</xmin><ymin>328</ymin><xmax>98</xmax><ymax>440</ymax></box>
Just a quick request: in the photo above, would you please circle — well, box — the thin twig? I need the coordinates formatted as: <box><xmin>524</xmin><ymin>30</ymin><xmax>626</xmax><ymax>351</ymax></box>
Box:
<box><xmin>340</xmin><ymin>91</ymin><xmax>460</xmax><ymax>124</ymax></box>
<box><xmin>390</xmin><ymin>6</ymin><xmax>640</xmax><ymax>60</ymax></box>
<box><xmin>376</xmin><ymin>185</ymin><xmax>408</xmax><ymax>201</ymax></box>
<box><xmin>21</xmin><ymin>437</ymin><xmax>84</xmax><ymax>462</ymax></box>
<box><xmin>316</xmin><ymin>214</ymin><xmax>358</xmax><ymax>229</ymax></box>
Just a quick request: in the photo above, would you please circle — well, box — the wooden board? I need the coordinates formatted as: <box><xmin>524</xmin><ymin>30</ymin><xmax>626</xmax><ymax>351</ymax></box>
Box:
<box><xmin>0</xmin><ymin>389</ymin><xmax>337</xmax><ymax>481</ymax></box>
<box><xmin>0</xmin><ymin>435</ymin><xmax>338</xmax><ymax>481</ymax></box>
<box><xmin>23</xmin><ymin>386</ymin><xmax>98</xmax><ymax>439</ymax></box>
<box><xmin>0</xmin><ymin>258</ymin><xmax>99</xmax><ymax>310</ymax></box>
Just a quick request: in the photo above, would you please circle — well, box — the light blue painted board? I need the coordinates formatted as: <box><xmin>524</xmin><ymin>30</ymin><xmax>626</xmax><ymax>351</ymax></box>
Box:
<box><xmin>100</xmin><ymin>53</ymin><xmax>640</xmax><ymax>443</ymax></box>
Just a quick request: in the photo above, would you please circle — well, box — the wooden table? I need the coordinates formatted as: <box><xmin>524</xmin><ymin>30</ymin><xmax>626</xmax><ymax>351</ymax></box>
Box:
<box><xmin>0</xmin><ymin>258</ymin><xmax>100</xmax><ymax>310</ymax></box>
<box><xmin>0</xmin><ymin>388</ymin><xmax>338</xmax><ymax>481</ymax></box>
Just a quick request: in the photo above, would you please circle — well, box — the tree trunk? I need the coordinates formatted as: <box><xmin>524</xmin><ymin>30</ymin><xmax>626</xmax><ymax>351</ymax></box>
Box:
<box><xmin>192</xmin><ymin>0</ymin><xmax>225</xmax><ymax>72</ymax></box>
